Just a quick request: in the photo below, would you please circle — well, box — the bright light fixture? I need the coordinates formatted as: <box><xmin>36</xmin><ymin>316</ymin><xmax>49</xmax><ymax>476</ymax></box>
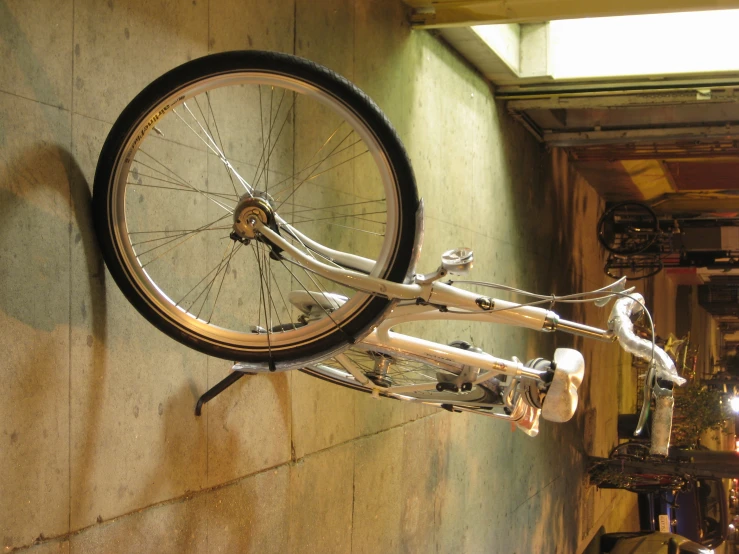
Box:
<box><xmin>549</xmin><ymin>10</ymin><xmax>739</xmax><ymax>79</ymax></box>
<box><xmin>730</xmin><ymin>396</ymin><xmax>739</xmax><ymax>413</ymax></box>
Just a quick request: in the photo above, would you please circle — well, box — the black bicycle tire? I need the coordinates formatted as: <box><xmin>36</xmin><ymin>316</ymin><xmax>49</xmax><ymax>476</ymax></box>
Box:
<box><xmin>597</xmin><ymin>201</ymin><xmax>659</xmax><ymax>255</ymax></box>
<box><xmin>93</xmin><ymin>51</ymin><xmax>419</xmax><ymax>365</ymax></box>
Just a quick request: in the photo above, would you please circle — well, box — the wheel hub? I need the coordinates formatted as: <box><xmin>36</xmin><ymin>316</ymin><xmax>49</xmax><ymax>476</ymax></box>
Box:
<box><xmin>232</xmin><ymin>193</ymin><xmax>274</xmax><ymax>240</ymax></box>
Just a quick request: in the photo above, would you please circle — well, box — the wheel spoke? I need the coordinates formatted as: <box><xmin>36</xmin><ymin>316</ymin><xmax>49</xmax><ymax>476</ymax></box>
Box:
<box><xmin>257</xmin><ymin>86</ymin><xmax>266</xmax><ymax>195</ymax></box>
<box><xmin>292</xmin><ymin>209</ymin><xmax>386</xmax><ymax>226</ymax></box>
<box><xmin>134</xmin><ymin>153</ymin><xmax>234</xmax><ymax>214</ymax></box>
<box><xmin>251</xmin><ymin>88</ymin><xmax>294</xmax><ymax>194</ymax></box>
<box><xmin>290</xmin><ymin>199</ymin><xmax>385</xmax><ymax>215</ymax></box>
<box><xmin>265</xmin><ymin>85</ymin><xmax>274</xmax><ymax>193</ymax></box>
<box><xmin>194</xmin><ymin>239</ymin><xmax>235</xmax><ymax>319</ymax></box>
<box><xmin>310</xmin><ymin>347</ymin><xmax>497</xmax><ymax>405</ymax></box>
<box><xmin>268</xmin><ymin>121</ymin><xmax>345</xmax><ymax>201</ymax></box>
<box><xmin>266</xmin><ymin>261</ymin><xmax>294</xmax><ymax>329</ymax></box>
<box><xmin>198</xmin><ymin>92</ymin><xmax>240</xmax><ymax>198</ymax></box>
<box><xmin>173</xmin><ymin>102</ymin><xmax>253</xmax><ymax>195</ymax></box>
<box><xmin>128</xmin><ymin>179</ymin><xmax>238</xmax><ymax>201</ymax></box>
<box><xmin>292</xmin><ymin>220</ymin><xmax>385</xmax><ymax>237</ymax></box>
<box><xmin>254</xmin><ymin>243</ymin><xmax>287</xmax><ymax>331</ymax></box>
<box><xmin>130</xmin><ymin>225</ymin><xmax>231</xmax><ymax>247</ymax></box>
<box><xmin>274</xmin><ymin>146</ymin><xmax>370</xmax><ymax>209</ymax></box>
<box><xmin>180</xmin><ymin>241</ymin><xmax>240</xmax><ymax>312</ymax></box>
<box><xmin>252</xmin><ymin>243</ymin><xmax>274</xmax><ymax>358</ymax></box>
<box><xmin>206</xmin><ymin>241</ymin><xmax>236</xmax><ymax>323</ymax></box>
<box><xmin>136</xmin><ymin>212</ymin><xmax>232</xmax><ymax>266</ymax></box>
<box><xmin>270</xmin><ymin>134</ymin><xmax>365</xmax><ymax>204</ymax></box>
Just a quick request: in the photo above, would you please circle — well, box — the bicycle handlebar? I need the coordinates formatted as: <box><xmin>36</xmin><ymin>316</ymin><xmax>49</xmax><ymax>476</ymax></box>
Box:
<box><xmin>608</xmin><ymin>294</ymin><xmax>684</xmax><ymax>386</ymax></box>
<box><xmin>607</xmin><ymin>293</ymin><xmax>684</xmax><ymax>456</ymax></box>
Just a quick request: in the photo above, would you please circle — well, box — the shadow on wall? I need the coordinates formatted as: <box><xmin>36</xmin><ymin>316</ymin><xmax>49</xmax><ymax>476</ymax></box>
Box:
<box><xmin>0</xmin><ymin>143</ymin><xmax>108</xmax><ymax>549</ymax></box>
<box><xmin>1</xmin><ymin>4</ymin><xmax>109</xmax><ymax>547</ymax></box>
<box><xmin>64</xmin><ymin>148</ymin><xmax>111</xmax><ymax>529</ymax></box>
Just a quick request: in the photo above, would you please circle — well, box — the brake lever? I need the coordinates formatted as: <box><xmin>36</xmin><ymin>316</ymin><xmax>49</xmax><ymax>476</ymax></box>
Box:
<box><xmin>594</xmin><ymin>277</ymin><xmax>631</xmax><ymax>308</ymax></box>
<box><xmin>634</xmin><ymin>361</ymin><xmax>656</xmax><ymax>436</ymax></box>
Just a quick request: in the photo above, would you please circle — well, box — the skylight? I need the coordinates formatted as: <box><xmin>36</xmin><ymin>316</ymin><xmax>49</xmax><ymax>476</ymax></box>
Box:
<box><xmin>549</xmin><ymin>10</ymin><xmax>739</xmax><ymax>79</ymax></box>
<box><xmin>472</xmin><ymin>9</ymin><xmax>739</xmax><ymax>82</ymax></box>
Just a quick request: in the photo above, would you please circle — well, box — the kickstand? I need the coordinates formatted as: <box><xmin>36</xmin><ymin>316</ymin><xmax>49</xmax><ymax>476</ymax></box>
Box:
<box><xmin>195</xmin><ymin>371</ymin><xmax>248</xmax><ymax>416</ymax></box>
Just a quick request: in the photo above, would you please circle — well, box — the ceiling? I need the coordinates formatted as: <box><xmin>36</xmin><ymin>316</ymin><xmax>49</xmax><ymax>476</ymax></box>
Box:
<box><xmin>404</xmin><ymin>0</ymin><xmax>739</xmax><ymax>28</ymax></box>
<box><xmin>405</xmin><ymin>0</ymin><xmax>739</xmax><ymax>212</ymax></box>
<box><xmin>500</xmin><ymin>82</ymin><xmax>739</xmax><ymax>210</ymax></box>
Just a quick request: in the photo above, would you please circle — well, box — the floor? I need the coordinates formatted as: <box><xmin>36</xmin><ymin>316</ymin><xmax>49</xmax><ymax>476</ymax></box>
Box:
<box><xmin>1</xmin><ymin>1</ymin><xmax>639</xmax><ymax>552</ymax></box>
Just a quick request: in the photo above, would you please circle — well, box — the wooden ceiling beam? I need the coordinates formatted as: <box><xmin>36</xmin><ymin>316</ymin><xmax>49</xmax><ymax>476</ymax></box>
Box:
<box><xmin>405</xmin><ymin>0</ymin><xmax>739</xmax><ymax>29</ymax></box>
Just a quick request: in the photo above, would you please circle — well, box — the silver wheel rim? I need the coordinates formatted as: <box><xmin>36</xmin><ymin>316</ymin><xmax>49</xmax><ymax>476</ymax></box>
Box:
<box><xmin>108</xmin><ymin>70</ymin><xmax>402</xmax><ymax>364</ymax></box>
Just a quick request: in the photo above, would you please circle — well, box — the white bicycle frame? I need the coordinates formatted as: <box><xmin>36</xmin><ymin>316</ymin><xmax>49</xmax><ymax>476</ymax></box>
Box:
<box><xmin>249</xmin><ymin>215</ymin><xmax>684</xmax><ymax>449</ymax></box>
<box><xmin>253</xmin><ymin>218</ymin><xmax>614</xmax><ymax>390</ymax></box>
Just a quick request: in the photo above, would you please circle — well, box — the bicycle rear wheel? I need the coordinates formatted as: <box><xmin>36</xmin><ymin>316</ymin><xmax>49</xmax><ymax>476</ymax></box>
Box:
<box><xmin>93</xmin><ymin>51</ymin><xmax>419</xmax><ymax>370</ymax></box>
<box><xmin>302</xmin><ymin>344</ymin><xmax>502</xmax><ymax>406</ymax></box>
<box><xmin>598</xmin><ymin>202</ymin><xmax>659</xmax><ymax>255</ymax></box>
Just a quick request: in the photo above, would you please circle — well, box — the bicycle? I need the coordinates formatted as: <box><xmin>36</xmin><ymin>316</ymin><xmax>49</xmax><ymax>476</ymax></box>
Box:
<box><xmin>589</xmin><ymin>442</ymin><xmax>690</xmax><ymax>494</ymax></box>
<box><xmin>597</xmin><ymin>202</ymin><xmax>666</xmax><ymax>257</ymax></box>
<box><xmin>589</xmin><ymin>342</ymin><xmax>694</xmax><ymax>493</ymax></box>
<box><xmin>590</xmin><ymin>416</ymin><xmax>688</xmax><ymax>501</ymax></box>
<box><xmin>597</xmin><ymin>201</ymin><xmax>670</xmax><ymax>281</ymax></box>
<box><xmin>598</xmin><ymin>201</ymin><xmax>739</xmax><ymax>280</ymax></box>
<box><xmin>92</xmin><ymin>50</ymin><xmax>684</xmax><ymax>443</ymax></box>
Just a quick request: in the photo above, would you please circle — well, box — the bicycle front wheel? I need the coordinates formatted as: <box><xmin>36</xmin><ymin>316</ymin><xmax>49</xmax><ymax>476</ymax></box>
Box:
<box><xmin>93</xmin><ymin>51</ymin><xmax>419</xmax><ymax>370</ymax></box>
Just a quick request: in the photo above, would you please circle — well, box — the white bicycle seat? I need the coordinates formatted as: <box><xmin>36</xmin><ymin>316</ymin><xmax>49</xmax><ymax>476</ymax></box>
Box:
<box><xmin>540</xmin><ymin>348</ymin><xmax>585</xmax><ymax>423</ymax></box>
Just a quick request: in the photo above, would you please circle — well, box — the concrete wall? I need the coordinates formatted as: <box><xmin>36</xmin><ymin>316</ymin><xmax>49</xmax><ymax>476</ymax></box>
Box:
<box><xmin>0</xmin><ymin>0</ymin><xmax>637</xmax><ymax>552</ymax></box>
